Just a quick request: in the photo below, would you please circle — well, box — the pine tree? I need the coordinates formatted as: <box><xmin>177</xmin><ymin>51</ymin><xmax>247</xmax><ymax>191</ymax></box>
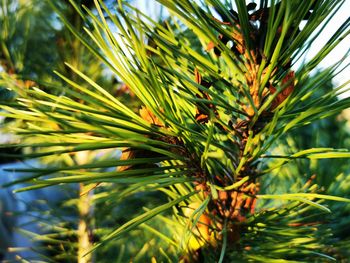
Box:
<box><xmin>1</xmin><ymin>0</ymin><xmax>350</xmax><ymax>262</ymax></box>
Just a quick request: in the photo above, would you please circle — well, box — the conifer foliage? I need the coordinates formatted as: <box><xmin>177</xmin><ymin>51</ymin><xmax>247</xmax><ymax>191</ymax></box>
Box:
<box><xmin>1</xmin><ymin>0</ymin><xmax>350</xmax><ymax>262</ymax></box>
